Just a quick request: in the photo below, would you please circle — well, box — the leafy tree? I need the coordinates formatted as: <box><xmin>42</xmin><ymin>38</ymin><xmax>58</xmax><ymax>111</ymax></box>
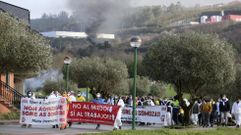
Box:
<box><xmin>143</xmin><ymin>32</ymin><xmax>235</xmax><ymax>124</ymax></box>
<box><xmin>41</xmin><ymin>80</ymin><xmax>78</xmax><ymax>95</ymax></box>
<box><xmin>129</xmin><ymin>76</ymin><xmax>151</xmax><ymax>97</ymax></box>
<box><xmin>0</xmin><ymin>12</ymin><xmax>52</xmax><ymax>74</ymax></box>
<box><xmin>225</xmin><ymin>64</ymin><xmax>241</xmax><ymax>100</ymax></box>
<box><xmin>149</xmin><ymin>82</ymin><xmax>167</xmax><ymax>97</ymax></box>
<box><xmin>69</xmin><ymin>57</ymin><xmax>128</xmax><ymax>98</ymax></box>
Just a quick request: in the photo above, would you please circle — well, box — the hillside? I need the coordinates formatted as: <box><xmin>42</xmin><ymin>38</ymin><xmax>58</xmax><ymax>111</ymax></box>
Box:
<box><xmin>29</xmin><ymin>1</ymin><xmax>241</xmax><ymax>70</ymax></box>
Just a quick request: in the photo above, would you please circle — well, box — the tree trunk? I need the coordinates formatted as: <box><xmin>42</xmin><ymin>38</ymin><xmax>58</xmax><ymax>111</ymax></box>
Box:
<box><xmin>179</xmin><ymin>97</ymin><xmax>194</xmax><ymax>126</ymax></box>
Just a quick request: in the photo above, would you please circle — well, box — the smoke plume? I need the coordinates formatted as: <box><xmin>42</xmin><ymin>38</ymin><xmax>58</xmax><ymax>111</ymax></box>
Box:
<box><xmin>25</xmin><ymin>69</ymin><xmax>63</xmax><ymax>91</ymax></box>
<box><xmin>67</xmin><ymin>0</ymin><xmax>131</xmax><ymax>33</ymax></box>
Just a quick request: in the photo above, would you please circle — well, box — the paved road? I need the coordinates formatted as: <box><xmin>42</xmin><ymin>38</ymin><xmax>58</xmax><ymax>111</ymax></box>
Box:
<box><xmin>0</xmin><ymin>123</ymin><xmax>164</xmax><ymax>135</ymax></box>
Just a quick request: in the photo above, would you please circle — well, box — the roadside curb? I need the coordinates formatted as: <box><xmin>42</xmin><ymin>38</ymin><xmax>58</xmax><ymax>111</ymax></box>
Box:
<box><xmin>0</xmin><ymin>120</ymin><xmax>19</xmax><ymax>125</ymax></box>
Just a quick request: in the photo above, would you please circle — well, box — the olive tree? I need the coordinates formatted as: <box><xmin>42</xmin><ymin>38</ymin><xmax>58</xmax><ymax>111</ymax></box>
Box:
<box><xmin>129</xmin><ymin>76</ymin><xmax>151</xmax><ymax>96</ymax></box>
<box><xmin>69</xmin><ymin>57</ymin><xmax>129</xmax><ymax>98</ymax></box>
<box><xmin>0</xmin><ymin>12</ymin><xmax>52</xmax><ymax>74</ymax></box>
<box><xmin>143</xmin><ymin>32</ymin><xmax>235</xmax><ymax>124</ymax></box>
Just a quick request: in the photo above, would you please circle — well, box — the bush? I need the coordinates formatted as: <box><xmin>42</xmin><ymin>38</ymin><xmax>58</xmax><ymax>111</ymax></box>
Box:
<box><xmin>0</xmin><ymin>112</ymin><xmax>20</xmax><ymax>120</ymax></box>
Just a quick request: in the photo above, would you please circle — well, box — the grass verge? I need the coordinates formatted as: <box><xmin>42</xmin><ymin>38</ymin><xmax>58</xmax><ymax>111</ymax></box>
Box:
<box><xmin>82</xmin><ymin>128</ymin><xmax>241</xmax><ymax>135</ymax></box>
<box><xmin>0</xmin><ymin>112</ymin><xmax>20</xmax><ymax>120</ymax></box>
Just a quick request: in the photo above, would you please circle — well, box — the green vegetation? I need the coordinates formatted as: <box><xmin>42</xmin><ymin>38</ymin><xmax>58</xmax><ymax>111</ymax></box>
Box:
<box><xmin>0</xmin><ymin>12</ymin><xmax>52</xmax><ymax>76</ymax></box>
<box><xmin>129</xmin><ymin>76</ymin><xmax>151</xmax><ymax>96</ymax></box>
<box><xmin>143</xmin><ymin>32</ymin><xmax>235</xmax><ymax>99</ymax></box>
<box><xmin>82</xmin><ymin>128</ymin><xmax>241</xmax><ymax>135</ymax></box>
<box><xmin>0</xmin><ymin>112</ymin><xmax>20</xmax><ymax>120</ymax></box>
<box><xmin>143</xmin><ymin>32</ymin><xmax>235</xmax><ymax>124</ymax></box>
<box><xmin>69</xmin><ymin>57</ymin><xmax>129</xmax><ymax>98</ymax></box>
<box><xmin>27</xmin><ymin>0</ymin><xmax>241</xmax><ymax>101</ymax></box>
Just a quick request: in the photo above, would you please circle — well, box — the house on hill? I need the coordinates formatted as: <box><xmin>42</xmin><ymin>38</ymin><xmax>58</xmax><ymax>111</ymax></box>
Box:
<box><xmin>0</xmin><ymin>1</ymin><xmax>30</xmax><ymax>24</ymax></box>
<box><xmin>200</xmin><ymin>10</ymin><xmax>241</xmax><ymax>24</ymax></box>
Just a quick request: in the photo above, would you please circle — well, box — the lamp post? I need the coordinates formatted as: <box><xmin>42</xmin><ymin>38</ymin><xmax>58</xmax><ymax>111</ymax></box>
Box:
<box><xmin>64</xmin><ymin>56</ymin><xmax>72</xmax><ymax>92</ymax></box>
<box><xmin>130</xmin><ymin>36</ymin><xmax>142</xmax><ymax>130</ymax></box>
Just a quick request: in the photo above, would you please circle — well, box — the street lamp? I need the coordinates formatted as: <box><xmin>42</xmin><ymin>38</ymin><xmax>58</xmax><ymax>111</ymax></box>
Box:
<box><xmin>64</xmin><ymin>56</ymin><xmax>72</xmax><ymax>92</ymax></box>
<box><xmin>130</xmin><ymin>36</ymin><xmax>142</xmax><ymax>130</ymax></box>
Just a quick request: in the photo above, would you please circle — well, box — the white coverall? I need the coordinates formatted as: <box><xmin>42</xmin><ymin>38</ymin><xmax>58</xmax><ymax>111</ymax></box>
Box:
<box><xmin>232</xmin><ymin>101</ymin><xmax>241</xmax><ymax>126</ymax></box>
<box><xmin>114</xmin><ymin>99</ymin><xmax>125</xmax><ymax>129</ymax></box>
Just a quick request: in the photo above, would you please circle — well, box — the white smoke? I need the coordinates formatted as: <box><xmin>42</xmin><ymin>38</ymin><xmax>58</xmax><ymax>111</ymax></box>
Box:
<box><xmin>24</xmin><ymin>69</ymin><xmax>63</xmax><ymax>91</ymax></box>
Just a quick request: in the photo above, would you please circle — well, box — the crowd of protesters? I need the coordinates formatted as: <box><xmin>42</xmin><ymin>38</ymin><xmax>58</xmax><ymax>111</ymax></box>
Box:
<box><xmin>22</xmin><ymin>90</ymin><xmax>241</xmax><ymax>130</ymax></box>
<box><xmin>107</xmin><ymin>94</ymin><xmax>241</xmax><ymax>128</ymax></box>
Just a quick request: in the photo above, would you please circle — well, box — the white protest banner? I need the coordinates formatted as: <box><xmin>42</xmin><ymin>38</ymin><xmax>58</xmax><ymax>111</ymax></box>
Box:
<box><xmin>20</xmin><ymin>97</ymin><xmax>67</xmax><ymax>125</ymax></box>
<box><xmin>121</xmin><ymin>106</ymin><xmax>168</xmax><ymax>125</ymax></box>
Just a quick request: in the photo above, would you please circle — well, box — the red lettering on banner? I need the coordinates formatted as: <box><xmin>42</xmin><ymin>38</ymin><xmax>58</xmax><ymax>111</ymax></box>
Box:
<box><xmin>68</xmin><ymin>102</ymin><xmax>120</xmax><ymax>125</ymax></box>
<box><xmin>39</xmin><ymin>112</ymin><xmax>46</xmax><ymax>117</ymax></box>
<box><xmin>24</xmin><ymin>106</ymin><xmax>37</xmax><ymax>111</ymax></box>
<box><xmin>122</xmin><ymin>109</ymin><xmax>131</xmax><ymax>115</ymax></box>
<box><xmin>138</xmin><ymin>110</ymin><xmax>161</xmax><ymax>117</ymax></box>
<box><xmin>47</xmin><ymin>111</ymin><xmax>65</xmax><ymax>117</ymax></box>
<box><xmin>38</xmin><ymin>105</ymin><xmax>63</xmax><ymax>111</ymax></box>
<box><xmin>22</xmin><ymin>111</ymin><xmax>38</xmax><ymax>117</ymax></box>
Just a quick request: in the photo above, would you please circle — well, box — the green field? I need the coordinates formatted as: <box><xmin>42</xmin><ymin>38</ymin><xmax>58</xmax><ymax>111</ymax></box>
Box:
<box><xmin>83</xmin><ymin>128</ymin><xmax>241</xmax><ymax>135</ymax></box>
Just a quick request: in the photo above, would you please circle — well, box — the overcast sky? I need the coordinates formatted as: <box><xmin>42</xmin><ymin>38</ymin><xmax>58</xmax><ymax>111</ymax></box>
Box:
<box><xmin>1</xmin><ymin>0</ymin><xmax>239</xmax><ymax>19</ymax></box>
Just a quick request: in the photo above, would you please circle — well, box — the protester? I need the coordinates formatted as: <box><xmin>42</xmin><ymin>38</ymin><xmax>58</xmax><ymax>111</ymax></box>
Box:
<box><xmin>113</xmin><ymin>96</ymin><xmax>125</xmax><ymax>130</ymax></box>
<box><xmin>127</xmin><ymin>96</ymin><xmax>133</xmax><ymax>106</ymax></box>
<box><xmin>92</xmin><ymin>93</ymin><xmax>105</xmax><ymax>129</ymax></box>
<box><xmin>155</xmin><ymin>98</ymin><xmax>160</xmax><ymax>105</ymax></box>
<box><xmin>106</xmin><ymin>95</ymin><xmax>114</xmax><ymax>105</ymax></box>
<box><xmin>219</xmin><ymin>94</ymin><xmax>230</xmax><ymax>126</ymax></box>
<box><xmin>66</xmin><ymin>91</ymin><xmax>76</xmax><ymax>128</ymax></box>
<box><xmin>178</xmin><ymin>107</ymin><xmax>184</xmax><ymax>124</ymax></box>
<box><xmin>171</xmin><ymin>96</ymin><xmax>180</xmax><ymax>125</ymax></box>
<box><xmin>231</xmin><ymin>96</ymin><xmax>241</xmax><ymax>128</ymax></box>
<box><xmin>76</xmin><ymin>92</ymin><xmax>86</xmax><ymax>102</ymax></box>
<box><xmin>21</xmin><ymin>90</ymin><xmax>35</xmax><ymax>128</ymax></box>
<box><xmin>60</xmin><ymin>91</ymin><xmax>70</xmax><ymax>129</ymax></box>
<box><xmin>210</xmin><ymin>99</ymin><xmax>218</xmax><ymax>127</ymax></box>
<box><xmin>48</xmin><ymin>91</ymin><xmax>62</xmax><ymax>129</ymax></box>
<box><xmin>48</xmin><ymin>91</ymin><xmax>61</xmax><ymax>99</ymax></box>
<box><xmin>192</xmin><ymin>100</ymin><xmax>200</xmax><ymax>126</ymax></box>
<box><xmin>147</xmin><ymin>97</ymin><xmax>155</xmax><ymax>106</ymax></box>
<box><xmin>201</xmin><ymin>99</ymin><xmax>212</xmax><ymax>128</ymax></box>
<box><xmin>160</xmin><ymin>97</ymin><xmax>169</xmax><ymax>106</ymax></box>
<box><xmin>68</xmin><ymin>91</ymin><xmax>76</xmax><ymax>102</ymax></box>
<box><xmin>166</xmin><ymin>100</ymin><xmax>173</xmax><ymax>126</ymax></box>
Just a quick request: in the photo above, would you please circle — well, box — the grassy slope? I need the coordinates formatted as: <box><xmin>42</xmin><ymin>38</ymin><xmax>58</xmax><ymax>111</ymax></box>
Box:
<box><xmin>82</xmin><ymin>128</ymin><xmax>241</xmax><ymax>135</ymax></box>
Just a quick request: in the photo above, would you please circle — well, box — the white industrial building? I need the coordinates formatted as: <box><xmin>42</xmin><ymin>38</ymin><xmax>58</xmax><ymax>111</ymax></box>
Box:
<box><xmin>41</xmin><ymin>31</ymin><xmax>88</xmax><ymax>38</ymax></box>
<box><xmin>41</xmin><ymin>31</ymin><xmax>115</xmax><ymax>39</ymax></box>
<box><xmin>96</xmin><ymin>33</ymin><xmax>115</xmax><ymax>39</ymax></box>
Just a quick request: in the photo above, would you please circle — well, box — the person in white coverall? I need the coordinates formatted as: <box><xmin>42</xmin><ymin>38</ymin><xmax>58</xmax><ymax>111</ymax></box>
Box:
<box><xmin>48</xmin><ymin>91</ymin><xmax>62</xmax><ymax>128</ymax></box>
<box><xmin>113</xmin><ymin>96</ymin><xmax>125</xmax><ymax>130</ymax></box>
<box><xmin>232</xmin><ymin>97</ymin><xmax>241</xmax><ymax>128</ymax></box>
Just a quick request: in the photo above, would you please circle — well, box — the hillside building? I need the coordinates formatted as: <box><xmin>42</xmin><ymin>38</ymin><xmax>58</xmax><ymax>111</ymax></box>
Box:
<box><xmin>200</xmin><ymin>10</ymin><xmax>241</xmax><ymax>24</ymax></box>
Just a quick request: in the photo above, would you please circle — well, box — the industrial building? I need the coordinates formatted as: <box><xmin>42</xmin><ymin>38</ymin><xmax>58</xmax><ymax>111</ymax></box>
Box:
<box><xmin>200</xmin><ymin>10</ymin><xmax>241</xmax><ymax>24</ymax></box>
<box><xmin>41</xmin><ymin>31</ymin><xmax>115</xmax><ymax>39</ymax></box>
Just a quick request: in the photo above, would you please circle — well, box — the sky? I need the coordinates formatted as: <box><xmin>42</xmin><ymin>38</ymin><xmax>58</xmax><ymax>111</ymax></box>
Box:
<box><xmin>1</xmin><ymin>0</ymin><xmax>240</xmax><ymax>19</ymax></box>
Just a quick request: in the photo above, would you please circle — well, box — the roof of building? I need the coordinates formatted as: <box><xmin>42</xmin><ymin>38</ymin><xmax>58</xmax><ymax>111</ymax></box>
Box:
<box><xmin>0</xmin><ymin>1</ymin><xmax>30</xmax><ymax>24</ymax></box>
